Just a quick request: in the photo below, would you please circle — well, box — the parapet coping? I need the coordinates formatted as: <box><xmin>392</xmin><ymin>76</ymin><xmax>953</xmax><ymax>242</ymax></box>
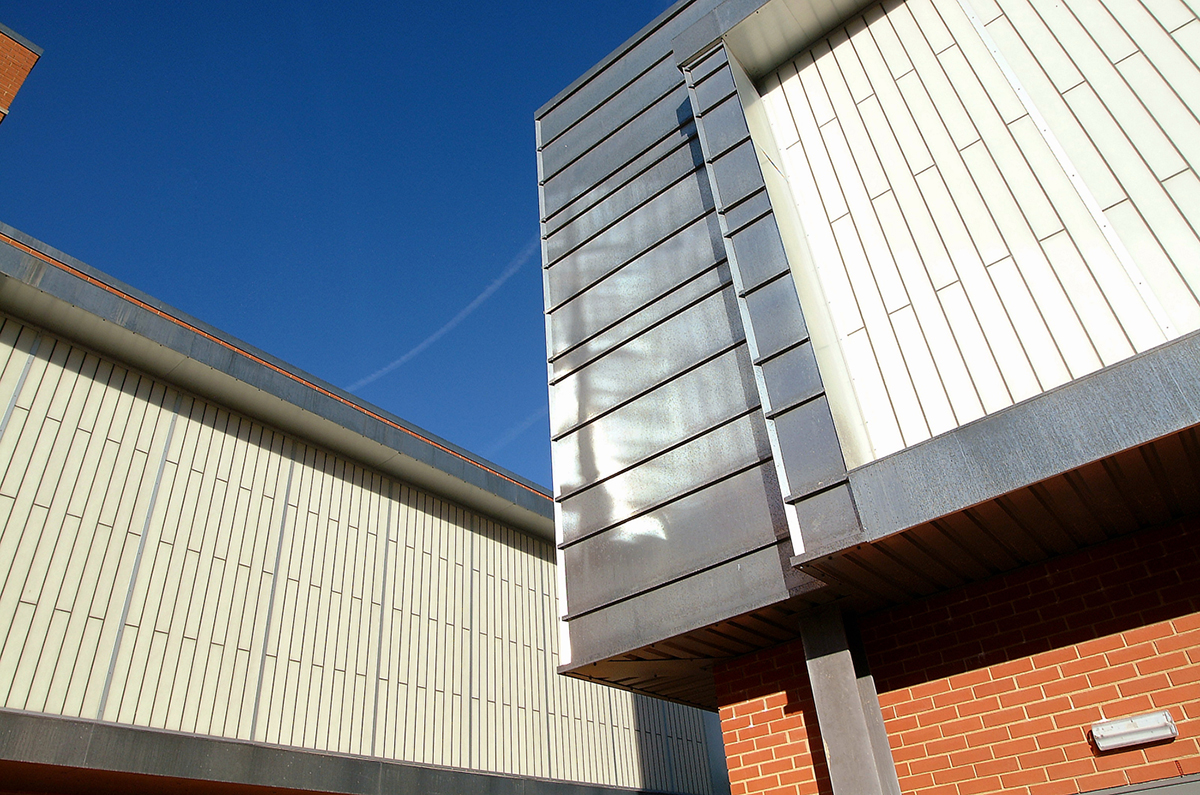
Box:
<box><xmin>0</xmin><ymin>223</ymin><xmax>554</xmax><ymax>540</ymax></box>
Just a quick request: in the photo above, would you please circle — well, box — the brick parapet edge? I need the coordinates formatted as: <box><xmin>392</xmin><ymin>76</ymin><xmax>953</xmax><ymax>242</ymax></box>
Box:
<box><xmin>0</xmin><ymin>27</ymin><xmax>39</xmax><ymax>113</ymax></box>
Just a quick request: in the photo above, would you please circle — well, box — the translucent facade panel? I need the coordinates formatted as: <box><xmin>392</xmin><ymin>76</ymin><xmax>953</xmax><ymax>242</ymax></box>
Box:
<box><xmin>759</xmin><ymin>0</ymin><xmax>1200</xmax><ymax>464</ymax></box>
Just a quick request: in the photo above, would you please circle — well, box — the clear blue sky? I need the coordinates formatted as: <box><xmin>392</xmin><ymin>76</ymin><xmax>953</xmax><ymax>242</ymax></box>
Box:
<box><xmin>1</xmin><ymin>1</ymin><xmax>671</xmax><ymax>489</ymax></box>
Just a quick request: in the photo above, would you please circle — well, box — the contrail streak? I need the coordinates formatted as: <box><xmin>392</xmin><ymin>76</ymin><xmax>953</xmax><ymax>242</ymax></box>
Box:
<box><xmin>483</xmin><ymin>404</ymin><xmax>550</xmax><ymax>457</ymax></box>
<box><xmin>348</xmin><ymin>235</ymin><xmax>540</xmax><ymax>392</ymax></box>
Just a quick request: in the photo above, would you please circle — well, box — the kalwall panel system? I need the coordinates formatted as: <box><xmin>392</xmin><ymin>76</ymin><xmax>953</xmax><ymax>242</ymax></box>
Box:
<box><xmin>538</xmin><ymin>0</ymin><xmax>808</xmax><ymax>671</ymax></box>
<box><xmin>0</xmin><ymin>315</ymin><xmax>717</xmax><ymax>795</ymax></box>
<box><xmin>759</xmin><ymin>0</ymin><xmax>1200</xmax><ymax>464</ymax></box>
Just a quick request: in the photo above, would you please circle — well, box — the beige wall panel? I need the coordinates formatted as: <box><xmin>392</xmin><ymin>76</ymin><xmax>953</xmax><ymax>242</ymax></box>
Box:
<box><xmin>760</xmin><ymin>0</ymin><xmax>1198</xmax><ymax>464</ymax></box>
<box><xmin>0</xmin><ymin>316</ymin><xmax>714</xmax><ymax>793</ymax></box>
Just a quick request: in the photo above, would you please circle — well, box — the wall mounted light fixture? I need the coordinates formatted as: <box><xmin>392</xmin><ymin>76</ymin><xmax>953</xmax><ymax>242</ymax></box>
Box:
<box><xmin>1091</xmin><ymin>711</ymin><xmax>1178</xmax><ymax>752</ymax></box>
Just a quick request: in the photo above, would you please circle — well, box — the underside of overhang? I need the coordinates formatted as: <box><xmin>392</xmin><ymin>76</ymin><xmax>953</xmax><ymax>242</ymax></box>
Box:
<box><xmin>566</xmin><ymin>421</ymin><xmax>1200</xmax><ymax>710</ymax></box>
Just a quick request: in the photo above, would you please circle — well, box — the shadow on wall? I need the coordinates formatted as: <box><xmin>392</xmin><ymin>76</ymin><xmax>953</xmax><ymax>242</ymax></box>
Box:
<box><xmin>714</xmin><ymin>643</ymin><xmax>835</xmax><ymax>795</ymax></box>
<box><xmin>857</xmin><ymin>516</ymin><xmax>1200</xmax><ymax>793</ymax></box>
<box><xmin>632</xmin><ymin>692</ymin><xmax>732</xmax><ymax>795</ymax></box>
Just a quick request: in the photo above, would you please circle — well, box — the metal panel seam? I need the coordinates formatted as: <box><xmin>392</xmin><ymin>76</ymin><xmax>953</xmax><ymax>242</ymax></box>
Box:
<box><xmin>953</xmin><ymin>0</ymin><xmax>1175</xmax><ymax>337</ymax></box>
<box><xmin>96</xmin><ymin>391</ymin><xmax>183</xmax><ymax>721</ymax></box>
<box><xmin>250</xmin><ymin>445</ymin><xmax>297</xmax><ymax>741</ymax></box>
<box><xmin>0</xmin><ymin>332</ymin><xmax>40</xmax><ymax>438</ymax></box>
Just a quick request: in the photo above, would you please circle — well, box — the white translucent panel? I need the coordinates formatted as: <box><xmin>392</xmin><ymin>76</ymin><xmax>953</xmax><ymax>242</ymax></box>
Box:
<box><xmin>843</xmin><ymin>328</ymin><xmax>905</xmax><ymax>457</ymax></box>
<box><xmin>986</xmin><ymin>257</ymin><xmax>1071</xmax><ymax>390</ymax></box>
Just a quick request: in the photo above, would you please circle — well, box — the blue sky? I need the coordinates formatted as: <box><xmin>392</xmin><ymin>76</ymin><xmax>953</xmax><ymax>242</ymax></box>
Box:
<box><xmin>1</xmin><ymin>1</ymin><xmax>671</xmax><ymax>489</ymax></box>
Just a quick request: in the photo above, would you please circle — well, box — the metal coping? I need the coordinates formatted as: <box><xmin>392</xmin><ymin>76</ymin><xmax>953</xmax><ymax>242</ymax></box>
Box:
<box><xmin>0</xmin><ymin>225</ymin><xmax>552</xmax><ymax>513</ymax></box>
<box><xmin>0</xmin><ymin>22</ymin><xmax>43</xmax><ymax>56</ymax></box>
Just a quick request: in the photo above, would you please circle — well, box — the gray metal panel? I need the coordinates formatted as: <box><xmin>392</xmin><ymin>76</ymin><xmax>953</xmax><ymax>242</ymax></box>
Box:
<box><xmin>541</xmin><ymin>86</ymin><xmax>694</xmax><ymax>217</ymax></box>
<box><xmin>536</xmin><ymin>0</ymin><xmax>719</xmax><ymax>136</ymax></box>
<box><xmin>545</xmin><ymin>137</ymin><xmax>705</xmax><ymax>258</ymax></box>
<box><xmin>706</xmin><ymin>139</ymin><xmax>765</xmax><ymax>207</ymax></box>
<box><xmin>558</xmin><ymin>411</ymin><xmax>773</xmax><ymax>544</ymax></box>
<box><xmin>693</xmin><ymin>65</ymin><xmax>738</xmax><ymax>115</ymax></box>
<box><xmin>690</xmin><ymin>46</ymin><xmax>734</xmax><ymax>83</ymax></box>
<box><xmin>720</xmin><ymin>187</ymin><xmax>772</xmax><ymax>234</ymax></box>
<box><xmin>742</xmin><ymin>273</ymin><xmax>809</xmax><ymax>360</ymax></box>
<box><xmin>564</xmin><ymin>541</ymin><xmax>806</xmax><ymax>667</ymax></box>
<box><xmin>545</xmin><ymin>171</ymin><xmax>714</xmax><ymax>306</ymax></box>
<box><xmin>696</xmin><ymin>93</ymin><xmax>753</xmax><ymax>158</ymax></box>
<box><xmin>0</xmin><ymin>709</ymin><xmax>90</xmax><ymax>768</ymax></box>
<box><xmin>729</xmin><ymin>213</ymin><xmax>790</xmax><ymax>291</ymax></box>
<box><xmin>544</xmin><ymin>121</ymin><xmax>698</xmax><ymax>233</ymax></box>
<box><xmin>563</xmin><ymin>463</ymin><xmax>787</xmax><ymax>615</ymax></box>
<box><xmin>552</xmin><ymin>344</ymin><xmax>760</xmax><ymax>496</ymax></box>
<box><xmin>546</xmin><ymin>213</ymin><xmax>725</xmax><ymax>348</ymax></box>
<box><xmin>760</xmin><ymin>341</ymin><xmax>823</xmax><ymax>414</ymax></box>
<box><xmin>849</xmin><ymin>327</ymin><xmax>1200</xmax><ymax>547</ymax></box>
<box><xmin>551</xmin><ymin>287</ymin><xmax>744</xmax><ymax>437</ymax></box>
<box><xmin>792</xmin><ymin>483</ymin><xmax>863</xmax><ymax>557</ymax></box>
<box><xmin>540</xmin><ymin>56</ymin><xmax>685</xmax><ymax>173</ymax></box>
<box><xmin>550</xmin><ymin>263</ymin><xmax>731</xmax><ymax>382</ymax></box>
<box><xmin>773</xmin><ymin>396</ymin><xmax>848</xmax><ymax>499</ymax></box>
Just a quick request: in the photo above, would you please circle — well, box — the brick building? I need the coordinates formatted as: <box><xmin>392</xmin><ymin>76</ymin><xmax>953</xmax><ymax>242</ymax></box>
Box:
<box><xmin>536</xmin><ymin>0</ymin><xmax>1200</xmax><ymax>793</ymax></box>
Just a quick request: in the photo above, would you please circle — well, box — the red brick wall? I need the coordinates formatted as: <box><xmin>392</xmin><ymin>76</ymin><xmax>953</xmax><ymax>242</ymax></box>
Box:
<box><xmin>0</xmin><ymin>30</ymin><xmax>39</xmax><ymax>113</ymax></box>
<box><xmin>861</xmin><ymin>517</ymin><xmax>1200</xmax><ymax>795</ymax></box>
<box><xmin>714</xmin><ymin>518</ymin><xmax>1200</xmax><ymax>795</ymax></box>
<box><xmin>715</xmin><ymin>640</ymin><xmax>831</xmax><ymax>795</ymax></box>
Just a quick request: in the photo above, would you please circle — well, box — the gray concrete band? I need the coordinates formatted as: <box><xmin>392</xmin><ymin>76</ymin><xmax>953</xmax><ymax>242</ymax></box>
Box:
<box><xmin>0</xmin><ymin>709</ymin><xmax>672</xmax><ymax>795</ymax></box>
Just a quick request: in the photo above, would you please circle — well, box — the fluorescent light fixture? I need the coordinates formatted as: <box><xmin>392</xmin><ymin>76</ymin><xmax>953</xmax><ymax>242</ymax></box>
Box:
<box><xmin>1091</xmin><ymin>711</ymin><xmax>1178</xmax><ymax>752</ymax></box>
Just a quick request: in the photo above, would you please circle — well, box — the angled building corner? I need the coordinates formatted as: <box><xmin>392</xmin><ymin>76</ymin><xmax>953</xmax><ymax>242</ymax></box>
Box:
<box><xmin>0</xmin><ymin>19</ymin><xmax>729</xmax><ymax>795</ymax></box>
<box><xmin>540</xmin><ymin>0</ymin><xmax>1200</xmax><ymax>793</ymax></box>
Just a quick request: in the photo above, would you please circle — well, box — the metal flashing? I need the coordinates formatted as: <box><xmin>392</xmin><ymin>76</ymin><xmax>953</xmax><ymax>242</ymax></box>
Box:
<box><xmin>848</xmin><ymin>328</ymin><xmax>1200</xmax><ymax>548</ymax></box>
<box><xmin>0</xmin><ymin>224</ymin><xmax>554</xmax><ymax>540</ymax></box>
<box><xmin>0</xmin><ymin>22</ymin><xmax>43</xmax><ymax>56</ymax></box>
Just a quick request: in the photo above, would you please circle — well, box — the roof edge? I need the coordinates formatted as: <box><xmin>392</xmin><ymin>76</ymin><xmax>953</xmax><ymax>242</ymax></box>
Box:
<box><xmin>0</xmin><ymin>22</ymin><xmax>43</xmax><ymax>56</ymax></box>
<box><xmin>0</xmin><ymin>223</ymin><xmax>554</xmax><ymax>539</ymax></box>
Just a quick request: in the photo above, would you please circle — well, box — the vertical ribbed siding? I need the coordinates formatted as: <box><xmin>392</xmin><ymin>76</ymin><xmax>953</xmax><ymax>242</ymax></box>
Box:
<box><xmin>759</xmin><ymin>0</ymin><xmax>1200</xmax><ymax>464</ymax></box>
<box><xmin>0</xmin><ymin>315</ymin><xmax>714</xmax><ymax>794</ymax></box>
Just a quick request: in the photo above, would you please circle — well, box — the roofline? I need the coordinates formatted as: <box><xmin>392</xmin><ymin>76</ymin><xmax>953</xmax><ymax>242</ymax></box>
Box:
<box><xmin>0</xmin><ymin>22</ymin><xmax>43</xmax><ymax>56</ymax></box>
<box><xmin>0</xmin><ymin>223</ymin><xmax>555</xmax><ymax>540</ymax></box>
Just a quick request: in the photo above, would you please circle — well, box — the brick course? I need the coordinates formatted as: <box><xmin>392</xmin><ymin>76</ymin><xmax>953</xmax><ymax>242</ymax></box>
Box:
<box><xmin>715</xmin><ymin>642</ymin><xmax>831</xmax><ymax>795</ymax></box>
<box><xmin>715</xmin><ymin>517</ymin><xmax>1200</xmax><ymax>795</ymax></box>
<box><xmin>864</xmin><ymin>516</ymin><xmax>1200</xmax><ymax>795</ymax></box>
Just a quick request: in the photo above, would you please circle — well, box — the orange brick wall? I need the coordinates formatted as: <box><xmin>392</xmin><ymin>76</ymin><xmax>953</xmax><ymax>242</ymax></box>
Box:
<box><xmin>0</xmin><ymin>30</ymin><xmax>39</xmax><ymax>113</ymax></box>
<box><xmin>714</xmin><ymin>518</ymin><xmax>1199</xmax><ymax>795</ymax></box>
<box><xmin>714</xmin><ymin>641</ymin><xmax>831</xmax><ymax>795</ymax></box>
<box><xmin>860</xmin><ymin>517</ymin><xmax>1200</xmax><ymax>795</ymax></box>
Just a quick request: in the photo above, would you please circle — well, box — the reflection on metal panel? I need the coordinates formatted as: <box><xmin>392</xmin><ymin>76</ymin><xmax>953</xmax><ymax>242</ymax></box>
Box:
<box><xmin>552</xmin><ymin>345</ymin><xmax>760</xmax><ymax>497</ymax></box>
<box><xmin>544</xmin><ymin>172</ymin><xmax>715</xmax><ymax>307</ymax></box>
<box><xmin>0</xmin><ymin>315</ymin><xmax>716</xmax><ymax>793</ymax></box>
<box><xmin>551</xmin><ymin>287</ymin><xmax>745</xmax><ymax>437</ymax></box>
<box><xmin>541</xmin><ymin>87</ymin><xmax>695</xmax><ymax>217</ymax></box>
<box><xmin>758</xmin><ymin>0</ymin><xmax>1200</xmax><ymax>465</ymax></box>
<box><xmin>547</xmin><ymin>213</ymin><xmax>725</xmax><ymax>349</ymax></box>
<box><xmin>550</xmin><ymin>263</ymin><xmax>731</xmax><ymax>382</ymax></box>
<box><xmin>563</xmin><ymin>464</ymin><xmax>787</xmax><ymax>617</ymax></box>
<box><xmin>558</xmin><ymin>411</ymin><xmax>774</xmax><ymax>545</ymax></box>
